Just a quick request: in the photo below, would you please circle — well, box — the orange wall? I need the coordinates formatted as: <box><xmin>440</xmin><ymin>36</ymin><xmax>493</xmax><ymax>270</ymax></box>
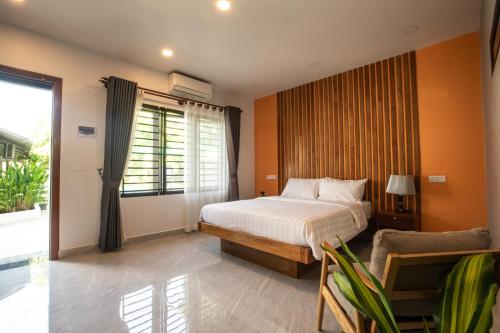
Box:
<box><xmin>254</xmin><ymin>32</ymin><xmax>487</xmax><ymax>232</ymax></box>
<box><xmin>416</xmin><ymin>32</ymin><xmax>487</xmax><ymax>231</ymax></box>
<box><xmin>254</xmin><ymin>94</ymin><xmax>279</xmax><ymax>196</ymax></box>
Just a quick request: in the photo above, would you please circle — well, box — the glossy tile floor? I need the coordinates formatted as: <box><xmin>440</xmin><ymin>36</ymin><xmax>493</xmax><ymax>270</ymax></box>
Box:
<box><xmin>0</xmin><ymin>232</ymin><xmax>374</xmax><ymax>333</ymax></box>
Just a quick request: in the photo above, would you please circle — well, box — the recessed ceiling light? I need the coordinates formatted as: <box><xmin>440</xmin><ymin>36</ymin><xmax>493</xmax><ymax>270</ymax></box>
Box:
<box><xmin>404</xmin><ymin>25</ymin><xmax>419</xmax><ymax>34</ymax></box>
<box><xmin>161</xmin><ymin>49</ymin><xmax>174</xmax><ymax>57</ymax></box>
<box><xmin>216</xmin><ymin>0</ymin><xmax>231</xmax><ymax>11</ymax></box>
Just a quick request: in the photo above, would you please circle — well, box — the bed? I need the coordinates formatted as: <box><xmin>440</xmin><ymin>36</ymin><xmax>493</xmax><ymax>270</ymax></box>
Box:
<box><xmin>198</xmin><ymin>194</ymin><xmax>371</xmax><ymax>278</ymax></box>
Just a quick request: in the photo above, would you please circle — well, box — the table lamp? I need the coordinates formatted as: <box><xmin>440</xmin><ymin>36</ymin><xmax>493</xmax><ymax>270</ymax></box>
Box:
<box><xmin>386</xmin><ymin>175</ymin><xmax>416</xmax><ymax>213</ymax></box>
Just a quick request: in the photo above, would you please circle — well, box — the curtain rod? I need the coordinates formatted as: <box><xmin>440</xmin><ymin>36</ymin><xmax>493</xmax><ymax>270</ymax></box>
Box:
<box><xmin>99</xmin><ymin>77</ymin><xmax>225</xmax><ymax>112</ymax></box>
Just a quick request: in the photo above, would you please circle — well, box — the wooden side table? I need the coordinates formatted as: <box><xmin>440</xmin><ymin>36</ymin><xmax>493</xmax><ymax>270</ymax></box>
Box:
<box><xmin>377</xmin><ymin>210</ymin><xmax>421</xmax><ymax>231</ymax></box>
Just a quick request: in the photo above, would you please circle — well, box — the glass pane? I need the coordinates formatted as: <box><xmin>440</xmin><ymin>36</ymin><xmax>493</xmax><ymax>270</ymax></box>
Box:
<box><xmin>134</xmin><ymin>138</ymin><xmax>158</xmax><ymax>146</ymax></box>
<box><xmin>166</xmin><ymin>182</ymin><xmax>184</xmax><ymax>191</ymax></box>
<box><xmin>166</xmin><ymin>169</ymin><xmax>183</xmax><ymax>176</ymax></box>
<box><xmin>123</xmin><ymin>183</ymin><xmax>159</xmax><ymax>193</ymax></box>
<box><xmin>132</xmin><ymin>146</ymin><xmax>159</xmax><ymax>154</ymax></box>
<box><xmin>165</xmin><ymin>128</ymin><xmax>184</xmax><ymax>137</ymax></box>
<box><xmin>165</xmin><ymin>111</ymin><xmax>185</xmax><ymax>191</ymax></box>
<box><xmin>136</xmin><ymin>123</ymin><xmax>159</xmax><ymax>132</ymax></box>
<box><xmin>122</xmin><ymin>107</ymin><xmax>161</xmax><ymax>195</ymax></box>
<box><xmin>127</xmin><ymin>160</ymin><xmax>159</xmax><ymax>169</ymax></box>
<box><xmin>125</xmin><ymin>168</ymin><xmax>158</xmax><ymax>177</ymax></box>
<box><xmin>124</xmin><ymin>175</ymin><xmax>159</xmax><ymax>184</ymax></box>
<box><xmin>198</xmin><ymin>115</ymin><xmax>223</xmax><ymax>192</ymax></box>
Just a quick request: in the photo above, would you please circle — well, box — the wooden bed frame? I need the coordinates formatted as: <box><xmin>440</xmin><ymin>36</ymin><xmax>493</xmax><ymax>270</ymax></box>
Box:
<box><xmin>198</xmin><ymin>221</ymin><xmax>319</xmax><ymax>278</ymax></box>
<box><xmin>199</xmin><ymin>217</ymin><xmax>374</xmax><ymax>278</ymax></box>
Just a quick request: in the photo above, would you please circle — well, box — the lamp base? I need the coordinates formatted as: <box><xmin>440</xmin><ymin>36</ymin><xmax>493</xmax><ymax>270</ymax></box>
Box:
<box><xmin>394</xmin><ymin>196</ymin><xmax>412</xmax><ymax>213</ymax></box>
<box><xmin>396</xmin><ymin>195</ymin><xmax>404</xmax><ymax>213</ymax></box>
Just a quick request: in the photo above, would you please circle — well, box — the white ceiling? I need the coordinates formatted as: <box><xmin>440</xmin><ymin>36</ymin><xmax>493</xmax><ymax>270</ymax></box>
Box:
<box><xmin>0</xmin><ymin>0</ymin><xmax>481</xmax><ymax>98</ymax></box>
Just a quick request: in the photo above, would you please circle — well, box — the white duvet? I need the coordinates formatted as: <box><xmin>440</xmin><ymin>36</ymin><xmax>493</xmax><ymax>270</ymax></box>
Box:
<box><xmin>200</xmin><ymin>196</ymin><xmax>368</xmax><ymax>260</ymax></box>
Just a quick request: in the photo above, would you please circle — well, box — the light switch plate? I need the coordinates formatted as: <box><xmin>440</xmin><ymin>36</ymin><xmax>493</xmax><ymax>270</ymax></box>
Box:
<box><xmin>429</xmin><ymin>175</ymin><xmax>446</xmax><ymax>183</ymax></box>
<box><xmin>266</xmin><ymin>175</ymin><xmax>277</xmax><ymax>180</ymax></box>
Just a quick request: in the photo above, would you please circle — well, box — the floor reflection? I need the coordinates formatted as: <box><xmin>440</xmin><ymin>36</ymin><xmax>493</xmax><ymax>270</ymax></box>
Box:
<box><xmin>161</xmin><ymin>274</ymin><xmax>187</xmax><ymax>333</ymax></box>
<box><xmin>120</xmin><ymin>286</ymin><xmax>154</xmax><ymax>333</ymax></box>
<box><xmin>0</xmin><ymin>260</ymin><xmax>48</xmax><ymax>332</ymax></box>
<box><xmin>119</xmin><ymin>274</ymin><xmax>188</xmax><ymax>333</ymax></box>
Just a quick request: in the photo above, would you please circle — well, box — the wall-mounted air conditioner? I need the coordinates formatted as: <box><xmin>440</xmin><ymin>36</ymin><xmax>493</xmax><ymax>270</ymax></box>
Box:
<box><xmin>167</xmin><ymin>73</ymin><xmax>213</xmax><ymax>101</ymax></box>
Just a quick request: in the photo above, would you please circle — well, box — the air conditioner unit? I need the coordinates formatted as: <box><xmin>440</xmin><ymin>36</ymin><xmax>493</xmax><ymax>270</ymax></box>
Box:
<box><xmin>167</xmin><ymin>73</ymin><xmax>213</xmax><ymax>101</ymax></box>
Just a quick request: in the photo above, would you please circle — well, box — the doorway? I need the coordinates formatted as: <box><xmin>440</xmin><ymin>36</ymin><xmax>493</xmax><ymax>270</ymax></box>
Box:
<box><xmin>0</xmin><ymin>65</ymin><xmax>61</xmax><ymax>266</ymax></box>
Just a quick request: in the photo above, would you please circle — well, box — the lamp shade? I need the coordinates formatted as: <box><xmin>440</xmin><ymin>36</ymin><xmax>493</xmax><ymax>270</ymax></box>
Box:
<box><xmin>386</xmin><ymin>175</ymin><xmax>416</xmax><ymax>195</ymax></box>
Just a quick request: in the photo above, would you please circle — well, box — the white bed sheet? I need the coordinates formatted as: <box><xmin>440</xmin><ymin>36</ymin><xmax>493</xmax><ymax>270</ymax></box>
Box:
<box><xmin>361</xmin><ymin>201</ymin><xmax>372</xmax><ymax>219</ymax></box>
<box><xmin>200</xmin><ymin>196</ymin><xmax>369</xmax><ymax>260</ymax></box>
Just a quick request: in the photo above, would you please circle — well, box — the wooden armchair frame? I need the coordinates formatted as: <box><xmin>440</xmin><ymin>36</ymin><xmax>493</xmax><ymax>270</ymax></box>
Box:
<box><xmin>317</xmin><ymin>248</ymin><xmax>500</xmax><ymax>333</ymax></box>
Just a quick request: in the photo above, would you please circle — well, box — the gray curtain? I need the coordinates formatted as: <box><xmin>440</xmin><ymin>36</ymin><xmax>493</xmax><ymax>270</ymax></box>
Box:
<box><xmin>99</xmin><ymin>77</ymin><xmax>137</xmax><ymax>250</ymax></box>
<box><xmin>224</xmin><ymin>106</ymin><xmax>241</xmax><ymax>201</ymax></box>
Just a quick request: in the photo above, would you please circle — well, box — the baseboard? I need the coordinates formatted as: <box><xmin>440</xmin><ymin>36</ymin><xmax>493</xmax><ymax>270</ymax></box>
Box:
<box><xmin>57</xmin><ymin>227</ymin><xmax>185</xmax><ymax>259</ymax></box>
<box><xmin>58</xmin><ymin>244</ymin><xmax>98</xmax><ymax>259</ymax></box>
<box><xmin>124</xmin><ymin>227</ymin><xmax>184</xmax><ymax>245</ymax></box>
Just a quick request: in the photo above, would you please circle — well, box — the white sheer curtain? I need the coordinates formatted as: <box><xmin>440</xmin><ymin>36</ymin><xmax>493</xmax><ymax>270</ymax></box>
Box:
<box><xmin>123</xmin><ymin>90</ymin><xmax>144</xmax><ymax>174</ymax></box>
<box><xmin>183</xmin><ymin>103</ymin><xmax>229</xmax><ymax>232</ymax></box>
<box><xmin>120</xmin><ymin>90</ymin><xmax>143</xmax><ymax>241</ymax></box>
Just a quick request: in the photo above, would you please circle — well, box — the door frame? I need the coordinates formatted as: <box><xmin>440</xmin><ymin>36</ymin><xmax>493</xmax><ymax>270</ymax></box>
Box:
<box><xmin>0</xmin><ymin>64</ymin><xmax>62</xmax><ymax>260</ymax></box>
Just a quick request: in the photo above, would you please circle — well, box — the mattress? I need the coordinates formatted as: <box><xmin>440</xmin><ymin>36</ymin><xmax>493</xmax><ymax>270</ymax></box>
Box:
<box><xmin>200</xmin><ymin>196</ymin><xmax>369</xmax><ymax>260</ymax></box>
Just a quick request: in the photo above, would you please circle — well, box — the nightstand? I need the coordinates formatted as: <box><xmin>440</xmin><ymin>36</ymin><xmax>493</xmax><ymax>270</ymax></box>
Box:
<box><xmin>377</xmin><ymin>211</ymin><xmax>421</xmax><ymax>231</ymax></box>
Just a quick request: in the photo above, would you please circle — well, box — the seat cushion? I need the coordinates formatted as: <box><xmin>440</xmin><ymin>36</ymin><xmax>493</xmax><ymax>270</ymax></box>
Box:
<box><xmin>327</xmin><ymin>265</ymin><xmax>356</xmax><ymax>323</ymax></box>
<box><xmin>369</xmin><ymin>228</ymin><xmax>491</xmax><ymax>280</ymax></box>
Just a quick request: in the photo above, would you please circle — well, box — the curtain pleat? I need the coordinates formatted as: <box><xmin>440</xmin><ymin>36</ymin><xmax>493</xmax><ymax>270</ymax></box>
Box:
<box><xmin>99</xmin><ymin>76</ymin><xmax>137</xmax><ymax>250</ymax></box>
<box><xmin>224</xmin><ymin>106</ymin><xmax>241</xmax><ymax>201</ymax></box>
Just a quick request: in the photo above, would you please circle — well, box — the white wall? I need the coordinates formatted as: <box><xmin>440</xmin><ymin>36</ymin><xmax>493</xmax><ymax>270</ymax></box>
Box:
<box><xmin>480</xmin><ymin>0</ymin><xmax>500</xmax><ymax>247</ymax></box>
<box><xmin>0</xmin><ymin>23</ymin><xmax>254</xmax><ymax>252</ymax></box>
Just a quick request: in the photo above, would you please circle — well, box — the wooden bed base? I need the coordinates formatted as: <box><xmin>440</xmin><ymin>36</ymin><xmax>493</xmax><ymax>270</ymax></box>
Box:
<box><xmin>198</xmin><ymin>221</ymin><xmax>318</xmax><ymax>278</ymax></box>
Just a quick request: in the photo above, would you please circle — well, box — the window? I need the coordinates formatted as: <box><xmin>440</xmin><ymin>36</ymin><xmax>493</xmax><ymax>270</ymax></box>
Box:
<box><xmin>122</xmin><ymin>103</ymin><xmax>185</xmax><ymax>197</ymax></box>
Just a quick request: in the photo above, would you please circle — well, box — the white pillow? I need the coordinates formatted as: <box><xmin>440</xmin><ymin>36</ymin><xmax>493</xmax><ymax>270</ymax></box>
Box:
<box><xmin>318</xmin><ymin>178</ymin><xmax>367</xmax><ymax>203</ymax></box>
<box><xmin>281</xmin><ymin>178</ymin><xmax>320</xmax><ymax>200</ymax></box>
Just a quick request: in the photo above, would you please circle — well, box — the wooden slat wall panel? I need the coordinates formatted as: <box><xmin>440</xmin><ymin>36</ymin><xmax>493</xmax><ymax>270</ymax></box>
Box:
<box><xmin>277</xmin><ymin>52</ymin><xmax>420</xmax><ymax>215</ymax></box>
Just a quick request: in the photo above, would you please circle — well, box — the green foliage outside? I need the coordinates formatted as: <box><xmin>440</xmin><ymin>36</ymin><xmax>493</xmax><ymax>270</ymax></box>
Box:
<box><xmin>0</xmin><ymin>154</ymin><xmax>49</xmax><ymax>214</ymax></box>
<box><xmin>321</xmin><ymin>239</ymin><xmax>498</xmax><ymax>333</ymax></box>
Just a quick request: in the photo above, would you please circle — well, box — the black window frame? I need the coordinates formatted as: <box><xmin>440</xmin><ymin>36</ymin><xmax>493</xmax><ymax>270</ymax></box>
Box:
<box><xmin>121</xmin><ymin>103</ymin><xmax>185</xmax><ymax>198</ymax></box>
